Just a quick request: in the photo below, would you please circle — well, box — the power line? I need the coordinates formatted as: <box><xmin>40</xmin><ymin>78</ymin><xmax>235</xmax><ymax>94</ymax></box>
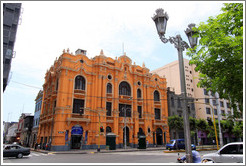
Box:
<box><xmin>11</xmin><ymin>80</ymin><xmax>42</xmax><ymax>90</ymax></box>
<box><xmin>9</xmin><ymin>80</ymin><xmax>222</xmax><ymax>101</ymax></box>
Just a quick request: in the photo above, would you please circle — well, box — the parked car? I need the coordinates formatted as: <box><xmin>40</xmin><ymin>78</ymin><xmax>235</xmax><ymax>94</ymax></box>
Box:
<box><xmin>3</xmin><ymin>144</ymin><xmax>30</xmax><ymax>158</ymax></box>
<box><xmin>166</xmin><ymin>139</ymin><xmax>196</xmax><ymax>150</ymax></box>
<box><xmin>202</xmin><ymin>142</ymin><xmax>243</xmax><ymax>163</ymax></box>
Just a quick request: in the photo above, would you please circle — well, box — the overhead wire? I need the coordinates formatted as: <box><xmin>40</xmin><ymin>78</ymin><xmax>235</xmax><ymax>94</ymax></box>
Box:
<box><xmin>9</xmin><ymin>80</ymin><xmax>221</xmax><ymax>102</ymax></box>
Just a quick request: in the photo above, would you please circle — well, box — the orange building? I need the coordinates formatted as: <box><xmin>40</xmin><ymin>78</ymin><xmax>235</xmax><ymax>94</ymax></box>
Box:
<box><xmin>37</xmin><ymin>48</ymin><xmax>169</xmax><ymax>151</ymax></box>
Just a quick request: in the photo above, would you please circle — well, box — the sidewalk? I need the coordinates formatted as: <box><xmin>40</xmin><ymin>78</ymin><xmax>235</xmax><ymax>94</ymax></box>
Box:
<box><xmin>31</xmin><ymin>145</ymin><xmax>217</xmax><ymax>154</ymax></box>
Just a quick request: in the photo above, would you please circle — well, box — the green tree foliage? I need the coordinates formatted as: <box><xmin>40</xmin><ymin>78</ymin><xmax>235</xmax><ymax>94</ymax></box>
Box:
<box><xmin>168</xmin><ymin>115</ymin><xmax>183</xmax><ymax>132</ymax></box>
<box><xmin>220</xmin><ymin>119</ymin><xmax>234</xmax><ymax>134</ymax></box>
<box><xmin>232</xmin><ymin>121</ymin><xmax>243</xmax><ymax>140</ymax></box>
<box><xmin>189</xmin><ymin>117</ymin><xmax>197</xmax><ymax>131</ymax></box>
<box><xmin>196</xmin><ymin>119</ymin><xmax>208</xmax><ymax>132</ymax></box>
<box><xmin>168</xmin><ymin>115</ymin><xmax>183</xmax><ymax>149</ymax></box>
<box><xmin>187</xmin><ymin>3</ymin><xmax>243</xmax><ymax>117</ymax></box>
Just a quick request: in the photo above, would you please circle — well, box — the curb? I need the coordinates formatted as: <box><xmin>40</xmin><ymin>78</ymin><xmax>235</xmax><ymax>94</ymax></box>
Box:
<box><xmin>32</xmin><ymin>148</ymin><xmax>217</xmax><ymax>154</ymax></box>
<box><xmin>32</xmin><ymin>148</ymin><xmax>166</xmax><ymax>155</ymax></box>
<box><xmin>163</xmin><ymin>148</ymin><xmax>217</xmax><ymax>153</ymax></box>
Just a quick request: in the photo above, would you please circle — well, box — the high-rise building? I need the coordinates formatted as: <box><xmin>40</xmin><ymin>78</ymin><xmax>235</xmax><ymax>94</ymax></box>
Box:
<box><xmin>152</xmin><ymin>58</ymin><xmax>232</xmax><ymax>120</ymax></box>
<box><xmin>37</xmin><ymin>48</ymin><xmax>170</xmax><ymax>151</ymax></box>
<box><xmin>3</xmin><ymin>3</ymin><xmax>22</xmax><ymax>92</ymax></box>
<box><xmin>152</xmin><ymin>59</ymin><xmax>234</xmax><ymax>144</ymax></box>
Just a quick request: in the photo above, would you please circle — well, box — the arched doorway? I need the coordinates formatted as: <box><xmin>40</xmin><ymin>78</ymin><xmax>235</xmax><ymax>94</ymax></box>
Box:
<box><xmin>156</xmin><ymin>128</ymin><xmax>163</xmax><ymax>145</ymax></box>
<box><xmin>106</xmin><ymin>126</ymin><xmax>112</xmax><ymax>133</ymax></box>
<box><xmin>71</xmin><ymin>125</ymin><xmax>83</xmax><ymax>149</ymax></box>
<box><xmin>138</xmin><ymin>127</ymin><xmax>145</xmax><ymax>137</ymax></box>
<box><xmin>123</xmin><ymin>126</ymin><xmax>129</xmax><ymax>146</ymax></box>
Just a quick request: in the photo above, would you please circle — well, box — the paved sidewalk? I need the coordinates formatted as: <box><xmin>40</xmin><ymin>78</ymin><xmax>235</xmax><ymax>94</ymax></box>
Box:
<box><xmin>32</xmin><ymin>147</ymin><xmax>166</xmax><ymax>154</ymax></box>
<box><xmin>31</xmin><ymin>145</ymin><xmax>217</xmax><ymax>154</ymax></box>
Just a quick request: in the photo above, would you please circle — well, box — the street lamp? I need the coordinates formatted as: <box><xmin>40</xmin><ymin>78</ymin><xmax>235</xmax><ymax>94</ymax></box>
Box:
<box><xmin>152</xmin><ymin>8</ymin><xmax>198</xmax><ymax>163</ymax></box>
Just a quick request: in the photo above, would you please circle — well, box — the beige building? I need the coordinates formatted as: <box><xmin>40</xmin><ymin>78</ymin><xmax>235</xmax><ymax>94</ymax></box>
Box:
<box><xmin>152</xmin><ymin>58</ymin><xmax>233</xmax><ymax>121</ymax></box>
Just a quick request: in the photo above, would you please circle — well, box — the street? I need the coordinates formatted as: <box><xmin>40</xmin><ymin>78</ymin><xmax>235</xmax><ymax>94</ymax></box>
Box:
<box><xmin>3</xmin><ymin>150</ymin><xmax>216</xmax><ymax>164</ymax></box>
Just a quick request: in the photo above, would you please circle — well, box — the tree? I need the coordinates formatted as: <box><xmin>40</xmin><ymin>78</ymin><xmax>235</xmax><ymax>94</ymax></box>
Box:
<box><xmin>196</xmin><ymin>119</ymin><xmax>208</xmax><ymax>132</ymax></box>
<box><xmin>232</xmin><ymin>121</ymin><xmax>243</xmax><ymax>141</ymax></box>
<box><xmin>168</xmin><ymin>115</ymin><xmax>183</xmax><ymax>149</ymax></box>
<box><xmin>189</xmin><ymin>117</ymin><xmax>197</xmax><ymax>144</ymax></box>
<box><xmin>187</xmin><ymin>3</ymin><xmax>243</xmax><ymax>117</ymax></box>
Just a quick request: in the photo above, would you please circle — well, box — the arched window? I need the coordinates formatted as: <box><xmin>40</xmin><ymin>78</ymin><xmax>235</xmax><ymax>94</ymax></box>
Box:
<box><xmin>154</xmin><ymin>90</ymin><xmax>160</xmax><ymax>101</ymax></box>
<box><xmin>106</xmin><ymin>126</ymin><xmax>112</xmax><ymax>133</ymax></box>
<box><xmin>74</xmin><ymin>76</ymin><xmax>86</xmax><ymax>90</ymax></box>
<box><xmin>119</xmin><ymin>81</ymin><xmax>131</xmax><ymax>96</ymax></box>
<box><xmin>137</xmin><ymin>89</ymin><xmax>141</xmax><ymax>98</ymax></box>
<box><xmin>107</xmin><ymin>83</ymin><xmax>112</xmax><ymax>94</ymax></box>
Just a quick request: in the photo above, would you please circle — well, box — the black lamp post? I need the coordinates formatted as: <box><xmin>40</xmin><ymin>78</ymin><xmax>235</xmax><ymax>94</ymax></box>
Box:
<box><xmin>152</xmin><ymin>8</ymin><xmax>198</xmax><ymax>163</ymax></box>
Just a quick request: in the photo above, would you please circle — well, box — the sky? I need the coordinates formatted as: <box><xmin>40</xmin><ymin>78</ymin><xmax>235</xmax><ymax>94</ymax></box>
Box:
<box><xmin>2</xmin><ymin>1</ymin><xmax>226</xmax><ymax>122</ymax></box>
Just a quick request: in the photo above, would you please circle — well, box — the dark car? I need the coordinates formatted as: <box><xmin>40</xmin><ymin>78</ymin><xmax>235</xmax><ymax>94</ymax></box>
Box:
<box><xmin>3</xmin><ymin>144</ymin><xmax>30</xmax><ymax>158</ymax></box>
<box><xmin>166</xmin><ymin>139</ymin><xmax>196</xmax><ymax>150</ymax></box>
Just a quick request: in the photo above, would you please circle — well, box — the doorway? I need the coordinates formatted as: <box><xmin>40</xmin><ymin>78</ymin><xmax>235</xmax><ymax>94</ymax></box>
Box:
<box><xmin>71</xmin><ymin>125</ymin><xmax>83</xmax><ymax>149</ymax></box>
<box><xmin>71</xmin><ymin>135</ymin><xmax>82</xmax><ymax>149</ymax></box>
<box><xmin>123</xmin><ymin>126</ymin><xmax>129</xmax><ymax>146</ymax></box>
<box><xmin>156</xmin><ymin>128</ymin><xmax>163</xmax><ymax>145</ymax></box>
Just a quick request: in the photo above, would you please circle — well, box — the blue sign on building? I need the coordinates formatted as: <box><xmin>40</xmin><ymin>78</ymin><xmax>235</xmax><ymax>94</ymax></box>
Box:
<box><xmin>71</xmin><ymin>125</ymin><xmax>83</xmax><ymax>135</ymax></box>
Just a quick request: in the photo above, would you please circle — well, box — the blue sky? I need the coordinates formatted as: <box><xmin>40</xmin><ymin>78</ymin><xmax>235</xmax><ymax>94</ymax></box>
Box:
<box><xmin>2</xmin><ymin>1</ymin><xmax>225</xmax><ymax>122</ymax></box>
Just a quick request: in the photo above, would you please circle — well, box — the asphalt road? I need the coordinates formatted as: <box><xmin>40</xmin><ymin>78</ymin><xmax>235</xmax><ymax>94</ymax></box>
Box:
<box><xmin>3</xmin><ymin>150</ymin><xmax>216</xmax><ymax>164</ymax></box>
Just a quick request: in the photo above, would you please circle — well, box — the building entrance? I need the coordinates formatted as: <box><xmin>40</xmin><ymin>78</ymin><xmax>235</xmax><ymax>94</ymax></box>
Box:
<box><xmin>71</xmin><ymin>125</ymin><xmax>83</xmax><ymax>149</ymax></box>
<box><xmin>156</xmin><ymin>128</ymin><xmax>163</xmax><ymax>145</ymax></box>
<box><xmin>71</xmin><ymin>135</ymin><xmax>82</xmax><ymax>149</ymax></box>
<box><xmin>123</xmin><ymin>126</ymin><xmax>129</xmax><ymax>146</ymax></box>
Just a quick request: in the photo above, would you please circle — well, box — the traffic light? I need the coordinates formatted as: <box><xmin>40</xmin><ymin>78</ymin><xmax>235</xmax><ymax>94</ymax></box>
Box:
<box><xmin>100</xmin><ymin>126</ymin><xmax>104</xmax><ymax>132</ymax></box>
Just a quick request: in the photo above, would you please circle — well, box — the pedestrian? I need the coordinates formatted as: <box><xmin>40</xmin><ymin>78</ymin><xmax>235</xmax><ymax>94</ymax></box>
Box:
<box><xmin>146</xmin><ymin>140</ymin><xmax>149</xmax><ymax>147</ymax></box>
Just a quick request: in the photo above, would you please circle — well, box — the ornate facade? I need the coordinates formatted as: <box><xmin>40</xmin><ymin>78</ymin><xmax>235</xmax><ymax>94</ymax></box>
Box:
<box><xmin>37</xmin><ymin>48</ymin><xmax>169</xmax><ymax>151</ymax></box>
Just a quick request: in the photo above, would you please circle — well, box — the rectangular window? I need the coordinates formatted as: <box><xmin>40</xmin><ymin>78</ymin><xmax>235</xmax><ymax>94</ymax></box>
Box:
<box><xmin>106</xmin><ymin>102</ymin><xmax>112</xmax><ymax>116</ymax></box>
<box><xmin>213</xmin><ymin>100</ymin><xmax>217</xmax><ymax>106</ymax></box>
<box><xmin>138</xmin><ymin>106</ymin><xmax>142</xmax><ymax>118</ymax></box>
<box><xmin>119</xmin><ymin>104</ymin><xmax>131</xmax><ymax>117</ymax></box>
<box><xmin>171</xmin><ymin>97</ymin><xmax>174</xmax><ymax>107</ymax></box>
<box><xmin>177</xmin><ymin>98</ymin><xmax>181</xmax><ymax>108</ymax></box>
<box><xmin>214</xmin><ymin>109</ymin><xmax>218</xmax><ymax>115</ymax></box>
<box><xmin>155</xmin><ymin>108</ymin><xmax>161</xmax><ymax>120</ymax></box>
<box><xmin>221</xmin><ymin>110</ymin><xmax>225</xmax><ymax>115</ymax></box>
<box><xmin>220</xmin><ymin>101</ymin><xmax>224</xmax><ymax>107</ymax></box>
<box><xmin>73</xmin><ymin>99</ymin><xmax>84</xmax><ymax>114</ymax></box>
<box><xmin>227</xmin><ymin>102</ymin><xmax>230</xmax><ymax>108</ymax></box>
<box><xmin>206</xmin><ymin>107</ymin><xmax>211</xmax><ymax>114</ymax></box>
<box><xmin>205</xmin><ymin>98</ymin><xmax>209</xmax><ymax>104</ymax></box>
<box><xmin>204</xmin><ymin>89</ymin><xmax>208</xmax><ymax>95</ymax></box>
<box><xmin>191</xmin><ymin>103</ymin><xmax>195</xmax><ymax>110</ymax></box>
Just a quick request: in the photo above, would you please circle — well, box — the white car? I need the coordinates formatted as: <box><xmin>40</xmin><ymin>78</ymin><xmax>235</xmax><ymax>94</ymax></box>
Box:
<box><xmin>202</xmin><ymin>142</ymin><xmax>243</xmax><ymax>163</ymax></box>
